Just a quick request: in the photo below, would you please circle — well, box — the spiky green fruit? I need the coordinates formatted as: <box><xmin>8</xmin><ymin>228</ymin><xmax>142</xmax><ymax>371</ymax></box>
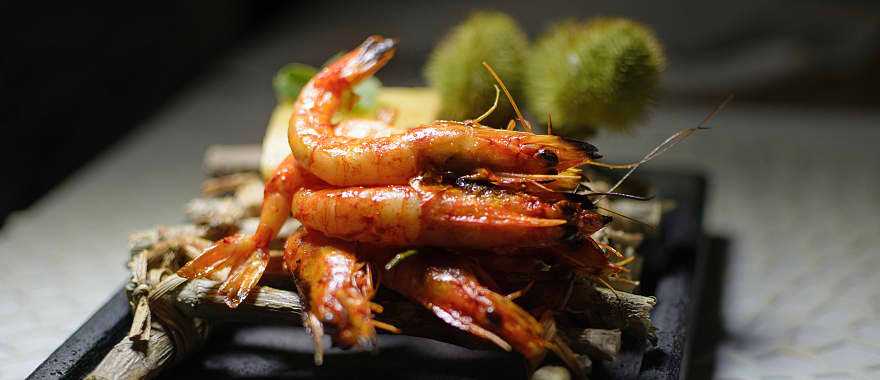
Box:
<box><xmin>525</xmin><ymin>18</ymin><xmax>665</xmax><ymax>135</ymax></box>
<box><xmin>425</xmin><ymin>11</ymin><xmax>529</xmax><ymax>126</ymax></box>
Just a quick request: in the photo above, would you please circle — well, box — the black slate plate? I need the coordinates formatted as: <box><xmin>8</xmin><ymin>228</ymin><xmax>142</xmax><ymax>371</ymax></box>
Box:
<box><xmin>29</xmin><ymin>171</ymin><xmax>706</xmax><ymax>380</ymax></box>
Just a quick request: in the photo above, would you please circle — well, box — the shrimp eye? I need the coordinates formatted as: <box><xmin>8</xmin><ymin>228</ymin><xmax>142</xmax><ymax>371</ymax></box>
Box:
<box><xmin>535</xmin><ymin>149</ymin><xmax>559</xmax><ymax>165</ymax></box>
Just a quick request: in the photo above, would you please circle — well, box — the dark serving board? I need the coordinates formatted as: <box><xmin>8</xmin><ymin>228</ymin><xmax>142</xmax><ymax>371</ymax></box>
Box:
<box><xmin>29</xmin><ymin>171</ymin><xmax>706</xmax><ymax>380</ymax></box>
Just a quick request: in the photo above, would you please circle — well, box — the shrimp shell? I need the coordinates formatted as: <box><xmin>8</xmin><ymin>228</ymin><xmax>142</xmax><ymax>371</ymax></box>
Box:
<box><xmin>291</xmin><ymin>178</ymin><xmax>607</xmax><ymax>249</ymax></box>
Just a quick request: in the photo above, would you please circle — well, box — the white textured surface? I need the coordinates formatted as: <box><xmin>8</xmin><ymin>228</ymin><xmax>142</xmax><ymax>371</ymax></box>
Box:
<box><xmin>1</xmin><ymin>29</ymin><xmax>879</xmax><ymax>380</ymax></box>
<box><xmin>596</xmin><ymin>107</ymin><xmax>880</xmax><ymax>379</ymax></box>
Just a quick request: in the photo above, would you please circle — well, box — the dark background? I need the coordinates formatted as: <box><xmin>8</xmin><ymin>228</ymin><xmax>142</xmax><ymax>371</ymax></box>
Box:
<box><xmin>1</xmin><ymin>0</ymin><xmax>879</xmax><ymax>222</ymax></box>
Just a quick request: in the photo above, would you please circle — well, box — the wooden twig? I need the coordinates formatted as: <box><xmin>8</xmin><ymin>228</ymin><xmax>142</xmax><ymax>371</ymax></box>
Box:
<box><xmin>203</xmin><ymin>144</ymin><xmax>262</xmax><ymax>177</ymax></box>
<box><xmin>185</xmin><ymin>197</ymin><xmax>247</xmax><ymax>228</ymax></box>
<box><xmin>565</xmin><ymin>328</ymin><xmax>621</xmax><ymax>361</ymax></box>
<box><xmin>201</xmin><ymin>172</ymin><xmax>262</xmax><ymax>197</ymax></box>
<box><xmin>176</xmin><ymin>279</ymin><xmax>303</xmax><ymax>324</ymax></box>
<box><xmin>566</xmin><ymin>282</ymin><xmax>657</xmax><ymax>342</ymax></box>
<box><xmin>531</xmin><ymin>366</ymin><xmax>573</xmax><ymax>380</ymax></box>
<box><xmin>128</xmin><ymin>225</ymin><xmax>209</xmax><ymax>255</ymax></box>
<box><xmin>177</xmin><ymin>279</ymin><xmax>496</xmax><ymax>351</ymax></box>
<box><xmin>96</xmin><ymin>224</ymin><xmax>656</xmax><ymax>378</ymax></box>
<box><xmin>86</xmin><ymin>320</ymin><xmax>205</xmax><ymax>380</ymax></box>
<box><xmin>88</xmin><ymin>227</ymin><xmax>216</xmax><ymax>379</ymax></box>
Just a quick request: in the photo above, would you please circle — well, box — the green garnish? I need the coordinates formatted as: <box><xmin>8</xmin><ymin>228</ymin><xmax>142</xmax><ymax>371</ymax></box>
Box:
<box><xmin>272</xmin><ymin>59</ymin><xmax>382</xmax><ymax>114</ymax></box>
<box><xmin>384</xmin><ymin>249</ymin><xmax>419</xmax><ymax>270</ymax></box>
<box><xmin>273</xmin><ymin>63</ymin><xmax>318</xmax><ymax>103</ymax></box>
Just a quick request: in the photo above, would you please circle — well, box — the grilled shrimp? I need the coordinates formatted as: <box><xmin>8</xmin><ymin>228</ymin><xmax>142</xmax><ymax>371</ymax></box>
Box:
<box><xmin>288</xmin><ymin>35</ymin><xmax>601</xmax><ymax>187</ymax></box>
<box><xmin>380</xmin><ymin>251</ymin><xmax>547</xmax><ymax>368</ymax></box>
<box><xmin>291</xmin><ymin>176</ymin><xmax>608</xmax><ymax>249</ymax></box>
<box><xmin>284</xmin><ymin>228</ymin><xmax>397</xmax><ymax>364</ymax></box>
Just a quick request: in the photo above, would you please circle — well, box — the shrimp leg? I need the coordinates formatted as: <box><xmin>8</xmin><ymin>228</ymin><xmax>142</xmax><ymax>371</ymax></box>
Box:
<box><xmin>289</xmin><ymin>36</ymin><xmax>601</xmax><ymax>187</ymax></box>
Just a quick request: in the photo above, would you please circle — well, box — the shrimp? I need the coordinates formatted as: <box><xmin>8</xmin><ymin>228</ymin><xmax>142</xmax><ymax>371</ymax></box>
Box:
<box><xmin>379</xmin><ymin>250</ymin><xmax>547</xmax><ymax>368</ymax></box>
<box><xmin>291</xmin><ymin>176</ymin><xmax>609</xmax><ymax>249</ymax></box>
<box><xmin>283</xmin><ymin>228</ymin><xmax>396</xmax><ymax>364</ymax></box>
<box><xmin>288</xmin><ymin>35</ymin><xmax>601</xmax><ymax>187</ymax></box>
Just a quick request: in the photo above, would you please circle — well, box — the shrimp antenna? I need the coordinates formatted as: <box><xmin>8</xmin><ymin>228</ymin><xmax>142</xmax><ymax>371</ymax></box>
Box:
<box><xmin>595</xmin><ymin>205</ymin><xmax>656</xmax><ymax>232</ymax></box>
<box><xmin>585</xmin><ymin>94</ymin><xmax>734</xmax><ymax>171</ymax></box>
<box><xmin>597</xmin><ymin>94</ymin><xmax>734</xmax><ymax>200</ymax></box>
<box><xmin>598</xmin><ymin>241</ymin><xmax>625</xmax><ymax>259</ymax></box>
<box><xmin>585</xmin><ymin>192</ymin><xmax>655</xmax><ymax>201</ymax></box>
<box><xmin>595</xmin><ymin>277</ymin><xmax>621</xmax><ymax>301</ymax></box>
<box><xmin>547</xmin><ymin>113</ymin><xmax>553</xmax><ymax>135</ymax></box>
<box><xmin>473</xmin><ymin>85</ymin><xmax>501</xmax><ymax>123</ymax></box>
<box><xmin>585</xmin><ymin>161</ymin><xmax>640</xmax><ymax>169</ymax></box>
<box><xmin>482</xmin><ymin>61</ymin><xmax>532</xmax><ymax>132</ymax></box>
<box><xmin>614</xmin><ymin>255</ymin><xmax>636</xmax><ymax>267</ymax></box>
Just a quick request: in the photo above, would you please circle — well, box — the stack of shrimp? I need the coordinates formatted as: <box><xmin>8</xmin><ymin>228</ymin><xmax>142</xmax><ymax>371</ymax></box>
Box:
<box><xmin>178</xmin><ymin>36</ymin><xmax>627</xmax><ymax>370</ymax></box>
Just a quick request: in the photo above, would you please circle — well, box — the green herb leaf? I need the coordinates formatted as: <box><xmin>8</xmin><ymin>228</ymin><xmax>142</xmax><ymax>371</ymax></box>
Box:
<box><xmin>352</xmin><ymin>76</ymin><xmax>382</xmax><ymax>114</ymax></box>
<box><xmin>272</xmin><ymin>58</ymin><xmax>382</xmax><ymax>113</ymax></box>
<box><xmin>273</xmin><ymin>63</ymin><xmax>318</xmax><ymax>103</ymax></box>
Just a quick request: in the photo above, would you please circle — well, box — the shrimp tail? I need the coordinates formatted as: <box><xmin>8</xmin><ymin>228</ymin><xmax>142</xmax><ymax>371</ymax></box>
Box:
<box><xmin>318</xmin><ymin>35</ymin><xmax>397</xmax><ymax>88</ymax></box>
<box><xmin>177</xmin><ymin>234</ymin><xmax>245</xmax><ymax>280</ymax></box>
<box><xmin>349</xmin><ymin>36</ymin><xmax>397</xmax><ymax>79</ymax></box>
<box><xmin>217</xmin><ymin>249</ymin><xmax>269</xmax><ymax>308</ymax></box>
<box><xmin>177</xmin><ymin>234</ymin><xmax>268</xmax><ymax>308</ymax></box>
